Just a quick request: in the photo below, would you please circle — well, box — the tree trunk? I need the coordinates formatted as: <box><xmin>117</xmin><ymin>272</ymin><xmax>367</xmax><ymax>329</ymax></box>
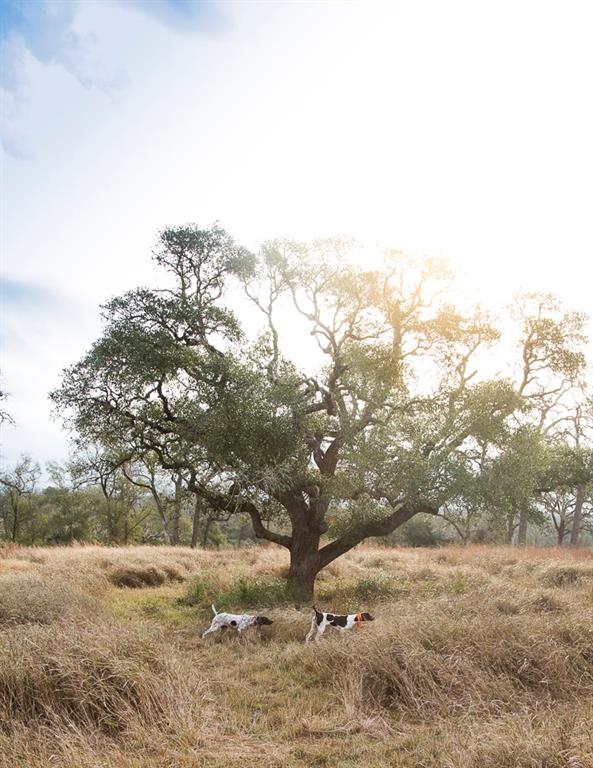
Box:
<box><xmin>190</xmin><ymin>497</ymin><xmax>201</xmax><ymax>549</ymax></box>
<box><xmin>150</xmin><ymin>490</ymin><xmax>170</xmax><ymax>545</ymax></box>
<box><xmin>171</xmin><ymin>476</ymin><xmax>182</xmax><ymax>545</ymax></box>
<box><xmin>11</xmin><ymin>497</ymin><xmax>19</xmax><ymax>542</ymax></box>
<box><xmin>569</xmin><ymin>487</ymin><xmax>585</xmax><ymax>547</ymax></box>
<box><xmin>202</xmin><ymin>516</ymin><xmax>212</xmax><ymax>547</ymax></box>
<box><xmin>556</xmin><ymin>518</ymin><xmax>566</xmax><ymax>546</ymax></box>
<box><xmin>105</xmin><ymin>500</ymin><xmax>119</xmax><ymax>544</ymax></box>
<box><xmin>505</xmin><ymin>512</ymin><xmax>514</xmax><ymax>545</ymax></box>
<box><xmin>517</xmin><ymin>506</ymin><xmax>528</xmax><ymax>545</ymax></box>
<box><xmin>286</xmin><ymin>530</ymin><xmax>321</xmax><ymax>602</ymax></box>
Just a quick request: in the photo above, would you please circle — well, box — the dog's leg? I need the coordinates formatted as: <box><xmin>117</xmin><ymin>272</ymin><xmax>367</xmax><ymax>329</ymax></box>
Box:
<box><xmin>314</xmin><ymin>621</ymin><xmax>328</xmax><ymax>641</ymax></box>
<box><xmin>202</xmin><ymin>622</ymin><xmax>219</xmax><ymax>639</ymax></box>
<box><xmin>305</xmin><ymin>615</ymin><xmax>317</xmax><ymax>643</ymax></box>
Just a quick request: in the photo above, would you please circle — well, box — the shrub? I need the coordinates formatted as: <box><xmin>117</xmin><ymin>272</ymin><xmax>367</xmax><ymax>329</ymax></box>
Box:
<box><xmin>401</xmin><ymin>517</ymin><xmax>444</xmax><ymax>547</ymax></box>
<box><xmin>177</xmin><ymin>574</ymin><xmax>218</xmax><ymax>606</ymax></box>
<box><xmin>180</xmin><ymin>574</ymin><xmax>300</xmax><ymax>609</ymax></box>
<box><xmin>542</xmin><ymin>565</ymin><xmax>593</xmax><ymax>587</ymax></box>
<box><xmin>106</xmin><ymin>563</ymin><xmax>185</xmax><ymax>589</ymax></box>
<box><xmin>526</xmin><ymin>591</ymin><xmax>563</xmax><ymax>613</ymax></box>
<box><xmin>108</xmin><ymin>565</ymin><xmax>168</xmax><ymax>588</ymax></box>
<box><xmin>224</xmin><ymin>576</ymin><xmax>298</xmax><ymax>608</ymax></box>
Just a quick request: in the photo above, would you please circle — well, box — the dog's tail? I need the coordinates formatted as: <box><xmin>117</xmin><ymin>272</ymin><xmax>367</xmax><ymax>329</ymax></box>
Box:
<box><xmin>211</xmin><ymin>604</ymin><xmax>218</xmax><ymax>616</ymax></box>
<box><xmin>312</xmin><ymin>604</ymin><xmax>322</xmax><ymax>617</ymax></box>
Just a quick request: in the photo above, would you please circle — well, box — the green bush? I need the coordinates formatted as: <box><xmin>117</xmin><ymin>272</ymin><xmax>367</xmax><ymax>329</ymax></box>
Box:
<box><xmin>401</xmin><ymin>517</ymin><xmax>443</xmax><ymax>547</ymax></box>
<box><xmin>317</xmin><ymin>574</ymin><xmax>400</xmax><ymax>607</ymax></box>
<box><xmin>177</xmin><ymin>575</ymin><xmax>217</xmax><ymax>606</ymax></box>
<box><xmin>351</xmin><ymin>575</ymin><xmax>397</xmax><ymax>600</ymax></box>
<box><xmin>179</xmin><ymin>574</ymin><xmax>300</xmax><ymax>609</ymax></box>
<box><xmin>221</xmin><ymin>576</ymin><xmax>300</xmax><ymax>608</ymax></box>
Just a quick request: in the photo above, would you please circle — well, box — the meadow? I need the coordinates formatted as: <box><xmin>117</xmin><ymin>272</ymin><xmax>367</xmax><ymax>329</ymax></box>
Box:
<box><xmin>1</xmin><ymin>543</ymin><xmax>592</xmax><ymax>768</ymax></box>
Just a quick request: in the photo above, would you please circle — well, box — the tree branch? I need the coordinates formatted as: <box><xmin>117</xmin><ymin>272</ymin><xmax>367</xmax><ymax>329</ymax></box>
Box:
<box><xmin>318</xmin><ymin>503</ymin><xmax>436</xmax><ymax>568</ymax></box>
<box><xmin>242</xmin><ymin>501</ymin><xmax>293</xmax><ymax>549</ymax></box>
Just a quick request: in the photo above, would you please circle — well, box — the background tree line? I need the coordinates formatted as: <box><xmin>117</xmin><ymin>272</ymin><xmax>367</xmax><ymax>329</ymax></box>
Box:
<box><xmin>1</xmin><ymin>432</ymin><xmax>592</xmax><ymax>549</ymax></box>
<box><xmin>0</xmin><ymin>450</ymin><xmax>251</xmax><ymax>548</ymax></box>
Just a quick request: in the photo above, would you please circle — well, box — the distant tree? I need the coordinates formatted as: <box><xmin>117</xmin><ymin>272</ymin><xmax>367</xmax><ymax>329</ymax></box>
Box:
<box><xmin>511</xmin><ymin>294</ymin><xmax>588</xmax><ymax>544</ymax></box>
<box><xmin>399</xmin><ymin>516</ymin><xmax>444</xmax><ymax>547</ymax></box>
<box><xmin>0</xmin><ymin>455</ymin><xmax>41</xmax><ymax>542</ymax></box>
<box><xmin>73</xmin><ymin>448</ymin><xmax>154</xmax><ymax>544</ymax></box>
<box><xmin>446</xmin><ymin>295</ymin><xmax>590</xmax><ymax>546</ymax></box>
<box><xmin>536</xmin><ymin>401</ymin><xmax>593</xmax><ymax>545</ymax></box>
<box><xmin>486</xmin><ymin>427</ymin><xmax>549</xmax><ymax>545</ymax></box>
<box><xmin>204</xmin><ymin>520</ymin><xmax>227</xmax><ymax>549</ymax></box>
<box><xmin>43</xmin><ymin>459</ymin><xmax>95</xmax><ymax>543</ymax></box>
<box><xmin>52</xmin><ymin>225</ymin><xmax>590</xmax><ymax>598</ymax></box>
<box><xmin>0</xmin><ymin>377</ymin><xmax>14</xmax><ymax>427</ymax></box>
<box><xmin>120</xmin><ymin>453</ymin><xmax>187</xmax><ymax>545</ymax></box>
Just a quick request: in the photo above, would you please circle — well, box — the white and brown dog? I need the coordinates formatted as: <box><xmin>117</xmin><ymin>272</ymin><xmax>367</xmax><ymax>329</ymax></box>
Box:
<box><xmin>305</xmin><ymin>605</ymin><xmax>375</xmax><ymax>642</ymax></box>
<box><xmin>202</xmin><ymin>604</ymin><xmax>273</xmax><ymax>639</ymax></box>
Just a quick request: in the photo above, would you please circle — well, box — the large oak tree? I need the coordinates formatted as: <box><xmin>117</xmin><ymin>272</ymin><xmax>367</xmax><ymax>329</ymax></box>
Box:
<box><xmin>52</xmin><ymin>225</ymin><xmax>588</xmax><ymax>598</ymax></box>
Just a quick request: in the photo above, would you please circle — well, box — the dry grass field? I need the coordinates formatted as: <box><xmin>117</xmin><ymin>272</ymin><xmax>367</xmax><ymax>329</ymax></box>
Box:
<box><xmin>1</xmin><ymin>543</ymin><xmax>592</xmax><ymax>768</ymax></box>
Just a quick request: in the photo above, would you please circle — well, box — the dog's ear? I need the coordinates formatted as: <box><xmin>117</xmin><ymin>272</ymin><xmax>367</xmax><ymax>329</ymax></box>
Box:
<box><xmin>256</xmin><ymin>616</ymin><xmax>273</xmax><ymax>625</ymax></box>
<box><xmin>362</xmin><ymin>612</ymin><xmax>375</xmax><ymax>621</ymax></box>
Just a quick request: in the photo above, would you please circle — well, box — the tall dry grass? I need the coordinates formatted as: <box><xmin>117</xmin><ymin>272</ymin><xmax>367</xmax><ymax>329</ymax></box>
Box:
<box><xmin>0</xmin><ymin>542</ymin><xmax>592</xmax><ymax>767</ymax></box>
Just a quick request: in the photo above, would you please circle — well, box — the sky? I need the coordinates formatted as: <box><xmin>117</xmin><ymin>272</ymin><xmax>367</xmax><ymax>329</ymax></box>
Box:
<box><xmin>1</xmin><ymin>0</ymin><xmax>592</xmax><ymax>471</ymax></box>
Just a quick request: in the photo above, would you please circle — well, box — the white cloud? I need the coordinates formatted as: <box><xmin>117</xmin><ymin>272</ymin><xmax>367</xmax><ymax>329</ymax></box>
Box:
<box><xmin>1</xmin><ymin>0</ymin><xmax>592</xmax><ymax>469</ymax></box>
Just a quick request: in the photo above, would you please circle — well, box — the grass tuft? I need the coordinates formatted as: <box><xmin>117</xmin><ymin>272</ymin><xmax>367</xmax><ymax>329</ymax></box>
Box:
<box><xmin>0</xmin><ymin>573</ymin><xmax>101</xmax><ymax>625</ymax></box>
<box><xmin>0</xmin><ymin>619</ymin><xmax>207</xmax><ymax>735</ymax></box>
<box><xmin>107</xmin><ymin>564</ymin><xmax>185</xmax><ymax>588</ymax></box>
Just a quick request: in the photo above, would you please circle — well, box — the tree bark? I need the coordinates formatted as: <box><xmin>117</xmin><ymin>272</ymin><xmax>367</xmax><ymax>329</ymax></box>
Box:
<box><xmin>11</xmin><ymin>497</ymin><xmax>19</xmax><ymax>542</ymax></box>
<box><xmin>106</xmin><ymin>501</ymin><xmax>119</xmax><ymax>544</ymax></box>
<box><xmin>202</xmin><ymin>516</ymin><xmax>212</xmax><ymax>547</ymax></box>
<box><xmin>517</xmin><ymin>506</ymin><xmax>528</xmax><ymax>545</ymax></box>
<box><xmin>190</xmin><ymin>497</ymin><xmax>201</xmax><ymax>549</ymax></box>
<box><xmin>505</xmin><ymin>512</ymin><xmax>514</xmax><ymax>545</ymax></box>
<box><xmin>171</xmin><ymin>476</ymin><xmax>182</xmax><ymax>545</ymax></box>
<box><xmin>287</xmin><ymin>529</ymin><xmax>321</xmax><ymax>602</ymax></box>
<box><xmin>150</xmin><ymin>489</ymin><xmax>170</xmax><ymax>544</ymax></box>
<box><xmin>237</xmin><ymin>518</ymin><xmax>246</xmax><ymax>548</ymax></box>
<box><xmin>569</xmin><ymin>487</ymin><xmax>585</xmax><ymax>547</ymax></box>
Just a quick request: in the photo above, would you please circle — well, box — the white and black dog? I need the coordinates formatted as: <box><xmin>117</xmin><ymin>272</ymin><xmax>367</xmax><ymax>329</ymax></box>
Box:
<box><xmin>202</xmin><ymin>604</ymin><xmax>273</xmax><ymax>639</ymax></box>
<box><xmin>305</xmin><ymin>605</ymin><xmax>375</xmax><ymax>642</ymax></box>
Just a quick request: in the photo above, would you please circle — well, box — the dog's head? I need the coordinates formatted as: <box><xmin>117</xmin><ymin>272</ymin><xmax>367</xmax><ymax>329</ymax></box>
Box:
<box><xmin>360</xmin><ymin>612</ymin><xmax>375</xmax><ymax>622</ymax></box>
<box><xmin>255</xmin><ymin>616</ymin><xmax>273</xmax><ymax>626</ymax></box>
